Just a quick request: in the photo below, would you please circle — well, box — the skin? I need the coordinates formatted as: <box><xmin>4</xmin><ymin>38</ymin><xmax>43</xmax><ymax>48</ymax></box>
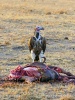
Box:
<box><xmin>0</xmin><ymin>62</ymin><xmax>75</xmax><ymax>85</ymax></box>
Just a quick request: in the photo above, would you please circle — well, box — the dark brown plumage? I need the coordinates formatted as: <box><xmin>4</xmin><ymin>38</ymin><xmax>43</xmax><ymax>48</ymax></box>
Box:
<box><xmin>28</xmin><ymin>26</ymin><xmax>46</xmax><ymax>62</ymax></box>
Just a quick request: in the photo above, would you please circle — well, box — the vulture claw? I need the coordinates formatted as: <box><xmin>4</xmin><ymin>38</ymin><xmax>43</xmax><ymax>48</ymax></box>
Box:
<box><xmin>42</xmin><ymin>57</ymin><xmax>46</xmax><ymax>63</ymax></box>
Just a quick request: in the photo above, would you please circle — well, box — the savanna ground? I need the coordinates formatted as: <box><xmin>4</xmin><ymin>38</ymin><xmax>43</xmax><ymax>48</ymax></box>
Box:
<box><xmin>0</xmin><ymin>0</ymin><xmax>75</xmax><ymax>100</ymax></box>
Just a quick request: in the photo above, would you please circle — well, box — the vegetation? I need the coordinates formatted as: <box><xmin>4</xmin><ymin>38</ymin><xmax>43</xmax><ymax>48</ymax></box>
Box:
<box><xmin>0</xmin><ymin>0</ymin><xmax>75</xmax><ymax>100</ymax></box>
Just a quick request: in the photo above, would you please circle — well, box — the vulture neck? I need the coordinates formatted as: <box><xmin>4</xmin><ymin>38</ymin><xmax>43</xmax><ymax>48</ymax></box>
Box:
<box><xmin>34</xmin><ymin>31</ymin><xmax>41</xmax><ymax>41</ymax></box>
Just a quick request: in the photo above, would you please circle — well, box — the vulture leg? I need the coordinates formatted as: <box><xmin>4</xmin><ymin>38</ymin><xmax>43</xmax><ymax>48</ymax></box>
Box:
<box><xmin>39</xmin><ymin>50</ymin><xmax>45</xmax><ymax>62</ymax></box>
<box><xmin>31</xmin><ymin>50</ymin><xmax>36</xmax><ymax>62</ymax></box>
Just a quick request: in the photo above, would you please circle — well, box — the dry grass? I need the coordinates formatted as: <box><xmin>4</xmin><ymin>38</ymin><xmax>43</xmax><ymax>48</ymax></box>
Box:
<box><xmin>59</xmin><ymin>94</ymin><xmax>74</xmax><ymax>100</ymax></box>
<box><xmin>0</xmin><ymin>0</ymin><xmax>75</xmax><ymax>100</ymax></box>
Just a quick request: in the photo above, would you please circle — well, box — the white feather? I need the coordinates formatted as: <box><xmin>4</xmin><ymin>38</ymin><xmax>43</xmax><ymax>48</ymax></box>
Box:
<box><xmin>31</xmin><ymin>50</ymin><xmax>36</xmax><ymax>62</ymax></box>
<box><xmin>39</xmin><ymin>50</ymin><xmax>45</xmax><ymax>62</ymax></box>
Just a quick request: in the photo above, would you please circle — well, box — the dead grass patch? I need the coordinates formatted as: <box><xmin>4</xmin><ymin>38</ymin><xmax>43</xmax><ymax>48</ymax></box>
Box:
<box><xmin>0</xmin><ymin>0</ymin><xmax>75</xmax><ymax>100</ymax></box>
<box><xmin>67</xmin><ymin>84</ymin><xmax>75</xmax><ymax>92</ymax></box>
<box><xmin>19</xmin><ymin>95</ymin><xmax>41</xmax><ymax>100</ymax></box>
<box><xmin>46</xmin><ymin>12</ymin><xmax>52</xmax><ymax>15</ymax></box>
<box><xmin>4</xmin><ymin>41</ymin><xmax>11</xmax><ymax>45</ymax></box>
<box><xmin>59</xmin><ymin>94</ymin><xmax>75</xmax><ymax>100</ymax></box>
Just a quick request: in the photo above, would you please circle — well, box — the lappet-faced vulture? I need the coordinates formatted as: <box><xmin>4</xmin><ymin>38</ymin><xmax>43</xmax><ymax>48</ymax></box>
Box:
<box><xmin>28</xmin><ymin>26</ymin><xmax>46</xmax><ymax>63</ymax></box>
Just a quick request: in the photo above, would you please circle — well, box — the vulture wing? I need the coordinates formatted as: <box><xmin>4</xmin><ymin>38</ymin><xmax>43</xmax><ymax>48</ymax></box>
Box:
<box><xmin>41</xmin><ymin>37</ymin><xmax>46</xmax><ymax>53</ymax></box>
<box><xmin>28</xmin><ymin>37</ymin><xmax>36</xmax><ymax>52</ymax></box>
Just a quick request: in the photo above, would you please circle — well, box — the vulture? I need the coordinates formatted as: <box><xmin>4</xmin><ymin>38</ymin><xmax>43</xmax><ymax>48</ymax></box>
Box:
<box><xmin>28</xmin><ymin>26</ymin><xmax>46</xmax><ymax>63</ymax></box>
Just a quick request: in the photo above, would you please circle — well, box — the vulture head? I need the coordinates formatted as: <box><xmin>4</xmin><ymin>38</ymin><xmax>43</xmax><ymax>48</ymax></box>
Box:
<box><xmin>34</xmin><ymin>26</ymin><xmax>44</xmax><ymax>32</ymax></box>
<box><xmin>34</xmin><ymin>26</ymin><xmax>44</xmax><ymax>39</ymax></box>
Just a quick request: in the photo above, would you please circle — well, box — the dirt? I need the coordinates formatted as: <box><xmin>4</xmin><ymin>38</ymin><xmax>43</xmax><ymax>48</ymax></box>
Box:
<box><xmin>0</xmin><ymin>0</ymin><xmax>75</xmax><ymax>100</ymax></box>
